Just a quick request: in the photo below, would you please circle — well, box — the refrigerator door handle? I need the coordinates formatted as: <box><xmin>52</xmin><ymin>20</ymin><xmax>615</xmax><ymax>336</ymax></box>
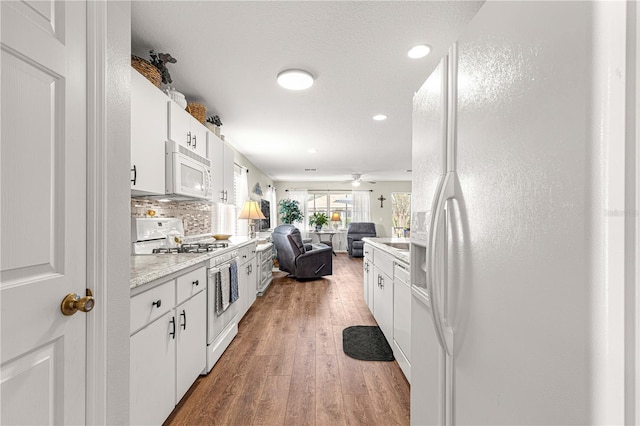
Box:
<box><xmin>429</xmin><ymin>171</ymin><xmax>456</xmax><ymax>356</ymax></box>
<box><xmin>427</xmin><ymin>175</ymin><xmax>449</xmax><ymax>352</ymax></box>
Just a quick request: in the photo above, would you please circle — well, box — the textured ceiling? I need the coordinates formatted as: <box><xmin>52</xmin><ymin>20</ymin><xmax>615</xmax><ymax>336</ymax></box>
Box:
<box><xmin>131</xmin><ymin>1</ymin><xmax>483</xmax><ymax>182</ymax></box>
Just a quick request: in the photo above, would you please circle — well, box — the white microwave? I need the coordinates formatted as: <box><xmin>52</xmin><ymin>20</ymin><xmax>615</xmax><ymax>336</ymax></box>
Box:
<box><xmin>165</xmin><ymin>140</ymin><xmax>212</xmax><ymax>200</ymax></box>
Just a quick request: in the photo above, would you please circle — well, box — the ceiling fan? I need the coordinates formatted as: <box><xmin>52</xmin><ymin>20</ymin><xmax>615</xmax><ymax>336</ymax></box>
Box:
<box><xmin>347</xmin><ymin>173</ymin><xmax>376</xmax><ymax>187</ymax></box>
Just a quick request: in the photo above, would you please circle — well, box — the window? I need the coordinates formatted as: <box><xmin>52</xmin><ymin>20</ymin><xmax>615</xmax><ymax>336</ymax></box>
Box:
<box><xmin>307</xmin><ymin>191</ymin><xmax>352</xmax><ymax>229</ymax></box>
<box><xmin>391</xmin><ymin>192</ymin><xmax>411</xmax><ymax>238</ymax></box>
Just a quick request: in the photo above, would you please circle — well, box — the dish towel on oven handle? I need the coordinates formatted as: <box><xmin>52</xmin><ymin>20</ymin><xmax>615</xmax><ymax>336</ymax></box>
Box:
<box><xmin>219</xmin><ymin>263</ymin><xmax>231</xmax><ymax>313</ymax></box>
<box><xmin>214</xmin><ymin>269</ymin><xmax>223</xmax><ymax>315</ymax></box>
<box><xmin>230</xmin><ymin>259</ymin><xmax>239</xmax><ymax>304</ymax></box>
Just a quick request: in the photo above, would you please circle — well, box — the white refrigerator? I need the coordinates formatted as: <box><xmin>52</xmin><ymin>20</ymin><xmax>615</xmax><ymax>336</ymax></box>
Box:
<box><xmin>410</xmin><ymin>1</ymin><xmax>630</xmax><ymax>425</ymax></box>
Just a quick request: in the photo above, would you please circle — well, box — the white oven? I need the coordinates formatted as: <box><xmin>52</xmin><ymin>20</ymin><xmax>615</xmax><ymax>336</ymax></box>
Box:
<box><xmin>165</xmin><ymin>140</ymin><xmax>212</xmax><ymax>200</ymax></box>
<box><xmin>205</xmin><ymin>249</ymin><xmax>240</xmax><ymax>373</ymax></box>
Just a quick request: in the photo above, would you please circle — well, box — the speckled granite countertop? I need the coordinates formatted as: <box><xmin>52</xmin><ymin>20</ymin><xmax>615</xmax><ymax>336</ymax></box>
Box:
<box><xmin>130</xmin><ymin>237</ymin><xmax>257</xmax><ymax>289</ymax></box>
<box><xmin>361</xmin><ymin>237</ymin><xmax>411</xmax><ymax>264</ymax></box>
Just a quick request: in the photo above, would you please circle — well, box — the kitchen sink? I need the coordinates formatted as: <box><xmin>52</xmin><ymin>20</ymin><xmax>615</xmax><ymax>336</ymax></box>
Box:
<box><xmin>383</xmin><ymin>242</ymin><xmax>410</xmax><ymax>251</ymax></box>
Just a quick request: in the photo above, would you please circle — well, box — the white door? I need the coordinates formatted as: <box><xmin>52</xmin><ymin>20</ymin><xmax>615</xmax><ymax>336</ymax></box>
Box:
<box><xmin>1</xmin><ymin>1</ymin><xmax>88</xmax><ymax>424</ymax></box>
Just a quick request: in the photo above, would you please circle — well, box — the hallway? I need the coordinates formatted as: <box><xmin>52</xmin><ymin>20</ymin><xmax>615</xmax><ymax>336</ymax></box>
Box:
<box><xmin>164</xmin><ymin>254</ymin><xmax>410</xmax><ymax>425</ymax></box>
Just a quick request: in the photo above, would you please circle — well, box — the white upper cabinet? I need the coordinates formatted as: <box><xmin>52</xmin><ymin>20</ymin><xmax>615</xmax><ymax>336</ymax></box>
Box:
<box><xmin>207</xmin><ymin>131</ymin><xmax>235</xmax><ymax>204</ymax></box>
<box><xmin>168</xmin><ymin>101</ymin><xmax>208</xmax><ymax>158</ymax></box>
<box><xmin>131</xmin><ymin>69</ymin><xmax>168</xmax><ymax>196</ymax></box>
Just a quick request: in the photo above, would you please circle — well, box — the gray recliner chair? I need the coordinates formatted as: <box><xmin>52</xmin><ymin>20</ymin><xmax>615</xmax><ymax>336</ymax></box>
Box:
<box><xmin>347</xmin><ymin>222</ymin><xmax>377</xmax><ymax>257</ymax></box>
<box><xmin>272</xmin><ymin>225</ymin><xmax>333</xmax><ymax>280</ymax></box>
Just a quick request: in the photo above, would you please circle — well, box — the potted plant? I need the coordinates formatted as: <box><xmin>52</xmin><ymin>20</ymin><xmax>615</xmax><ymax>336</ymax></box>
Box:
<box><xmin>149</xmin><ymin>50</ymin><xmax>177</xmax><ymax>85</ymax></box>
<box><xmin>278</xmin><ymin>199</ymin><xmax>303</xmax><ymax>224</ymax></box>
<box><xmin>309</xmin><ymin>212</ymin><xmax>329</xmax><ymax>231</ymax></box>
<box><xmin>206</xmin><ymin>115</ymin><xmax>223</xmax><ymax>136</ymax></box>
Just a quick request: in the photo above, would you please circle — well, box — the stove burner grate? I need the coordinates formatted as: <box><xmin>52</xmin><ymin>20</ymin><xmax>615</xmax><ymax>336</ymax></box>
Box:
<box><xmin>152</xmin><ymin>242</ymin><xmax>229</xmax><ymax>254</ymax></box>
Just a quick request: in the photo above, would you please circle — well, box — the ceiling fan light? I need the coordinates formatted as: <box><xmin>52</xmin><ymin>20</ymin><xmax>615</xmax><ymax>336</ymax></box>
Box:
<box><xmin>277</xmin><ymin>69</ymin><xmax>315</xmax><ymax>90</ymax></box>
<box><xmin>351</xmin><ymin>179</ymin><xmax>361</xmax><ymax>187</ymax></box>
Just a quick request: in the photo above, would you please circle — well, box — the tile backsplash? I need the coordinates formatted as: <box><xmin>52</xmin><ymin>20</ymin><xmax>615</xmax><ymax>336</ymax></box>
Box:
<box><xmin>131</xmin><ymin>198</ymin><xmax>211</xmax><ymax>235</ymax></box>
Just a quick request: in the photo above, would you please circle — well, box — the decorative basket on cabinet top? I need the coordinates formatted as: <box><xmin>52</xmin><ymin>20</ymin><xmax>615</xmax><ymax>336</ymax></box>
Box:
<box><xmin>131</xmin><ymin>56</ymin><xmax>161</xmax><ymax>88</ymax></box>
<box><xmin>186</xmin><ymin>102</ymin><xmax>207</xmax><ymax>124</ymax></box>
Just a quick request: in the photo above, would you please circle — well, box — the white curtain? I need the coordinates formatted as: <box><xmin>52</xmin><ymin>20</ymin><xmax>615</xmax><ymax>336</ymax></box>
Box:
<box><xmin>352</xmin><ymin>190</ymin><xmax>371</xmax><ymax>222</ymax></box>
<box><xmin>287</xmin><ymin>189</ymin><xmax>308</xmax><ymax>234</ymax></box>
<box><xmin>269</xmin><ymin>186</ymin><xmax>277</xmax><ymax>231</ymax></box>
<box><xmin>235</xmin><ymin>166</ymin><xmax>249</xmax><ymax>236</ymax></box>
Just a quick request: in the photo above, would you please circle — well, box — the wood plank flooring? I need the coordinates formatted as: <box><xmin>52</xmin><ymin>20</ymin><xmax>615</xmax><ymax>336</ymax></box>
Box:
<box><xmin>164</xmin><ymin>254</ymin><xmax>410</xmax><ymax>426</ymax></box>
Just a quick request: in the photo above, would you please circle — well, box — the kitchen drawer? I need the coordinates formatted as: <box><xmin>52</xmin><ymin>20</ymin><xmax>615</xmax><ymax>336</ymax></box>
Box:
<box><xmin>130</xmin><ymin>280</ymin><xmax>175</xmax><ymax>334</ymax></box>
<box><xmin>238</xmin><ymin>243</ymin><xmax>256</xmax><ymax>264</ymax></box>
<box><xmin>176</xmin><ymin>266</ymin><xmax>206</xmax><ymax>305</ymax></box>
<box><xmin>373</xmin><ymin>248</ymin><xmax>394</xmax><ymax>278</ymax></box>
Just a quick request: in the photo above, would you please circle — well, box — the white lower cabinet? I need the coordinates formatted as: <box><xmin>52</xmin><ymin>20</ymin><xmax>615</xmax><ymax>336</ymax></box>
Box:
<box><xmin>393</xmin><ymin>260</ymin><xmax>411</xmax><ymax>382</ymax></box>
<box><xmin>130</xmin><ymin>265</ymin><xmax>207</xmax><ymax>425</ymax></box>
<box><xmin>237</xmin><ymin>243</ymin><xmax>257</xmax><ymax>318</ymax></box>
<box><xmin>363</xmin><ymin>242</ymin><xmax>412</xmax><ymax>383</ymax></box>
<box><xmin>130</xmin><ymin>311</ymin><xmax>176</xmax><ymax>426</ymax></box>
<box><xmin>256</xmin><ymin>243</ymin><xmax>274</xmax><ymax>295</ymax></box>
<box><xmin>363</xmin><ymin>245</ymin><xmax>374</xmax><ymax>311</ymax></box>
<box><xmin>175</xmin><ymin>290</ymin><xmax>206</xmax><ymax>403</ymax></box>
<box><xmin>373</xmin><ymin>257</ymin><xmax>394</xmax><ymax>341</ymax></box>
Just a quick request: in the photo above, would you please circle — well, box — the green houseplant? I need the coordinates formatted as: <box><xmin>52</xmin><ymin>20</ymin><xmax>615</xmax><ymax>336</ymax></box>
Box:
<box><xmin>278</xmin><ymin>199</ymin><xmax>304</xmax><ymax>224</ymax></box>
<box><xmin>309</xmin><ymin>212</ymin><xmax>329</xmax><ymax>231</ymax></box>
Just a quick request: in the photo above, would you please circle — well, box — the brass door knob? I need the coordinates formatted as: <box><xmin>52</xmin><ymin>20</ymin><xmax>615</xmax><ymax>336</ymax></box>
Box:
<box><xmin>61</xmin><ymin>289</ymin><xmax>95</xmax><ymax>316</ymax></box>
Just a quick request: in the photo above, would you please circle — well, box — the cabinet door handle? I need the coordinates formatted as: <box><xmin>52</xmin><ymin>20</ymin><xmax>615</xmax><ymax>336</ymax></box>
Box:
<box><xmin>169</xmin><ymin>316</ymin><xmax>176</xmax><ymax>339</ymax></box>
<box><xmin>192</xmin><ymin>134</ymin><xmax>197</xmax><ymax>148</ymax></box>
<box><xmin>220</xmin><ymin>190</ymin><xmax>225</xmax><ymax>202</ymax></box>
<box><xmin>131</xmin><ymin>165</ymin><xmax>137</xmax><ymax>185</ymax></box>
<box><xmin>187</xmin><ymin>131</ymin><xmax>192</xmax><ymax>146</ymax></box>
<box><xmin>152</xmin><ymin>299</ymin><xmax>161</xmax><ymax>308</ymax></box>
<box><xmin>192</xmin><ymin>280</ymin><xmax>199</xmax><ymax>286</ymax></box>
<box><xmin>180</xmin><ymin>309</ymin><xmax>186</xmax><ymax>330</ymax></box>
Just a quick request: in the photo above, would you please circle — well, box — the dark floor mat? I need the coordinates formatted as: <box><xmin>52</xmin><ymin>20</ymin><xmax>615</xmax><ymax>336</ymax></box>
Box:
<box><xmin>342</xmin><ymin>325</ymin><xmax>395</xmax><ymax>361</ymax></box>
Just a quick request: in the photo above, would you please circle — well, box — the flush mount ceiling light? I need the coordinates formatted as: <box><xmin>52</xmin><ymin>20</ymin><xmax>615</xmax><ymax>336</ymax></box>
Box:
<box><xmin>372</xmin><ymin>114</ymin><xmax>387</xmax><ymax>121</ymax></box>
<box><xmin>408</xmin><ymin>44</ymin><xmax>432</xmax><ymax>59</ymax></box>
<box><xmin>277</xmin><ymin>69</ymin><xmax>314</xmax><ymax>90</ymax></box>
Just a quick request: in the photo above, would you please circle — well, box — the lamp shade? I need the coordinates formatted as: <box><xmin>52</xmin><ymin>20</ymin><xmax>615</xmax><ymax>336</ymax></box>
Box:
<box><xmin>330</xmin><ymin>212</ymin><xmax>341</xmax><ymax>222</ymax></box>
<box><xmin>238</xmin><ymin>200</ymin><xmax>266</xmax><ymax>220</ymax></box>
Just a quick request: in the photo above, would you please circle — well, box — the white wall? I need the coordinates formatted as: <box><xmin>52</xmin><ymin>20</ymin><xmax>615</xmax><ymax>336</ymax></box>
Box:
<box><xmin>274</xmin><ymin>180</ymin><xmax>411</xmax><ymax>237</ymax></box>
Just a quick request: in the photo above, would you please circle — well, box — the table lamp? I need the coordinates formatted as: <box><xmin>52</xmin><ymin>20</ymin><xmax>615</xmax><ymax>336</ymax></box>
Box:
<box><xmin>330</xmin><ymin>212</ymin><xmax>341</xmax><ymax>230</ymax></box>
<box><xmin>238</xmin><ymin>200</ymin><xmax>266</xmax><ymax>238</ymax></box>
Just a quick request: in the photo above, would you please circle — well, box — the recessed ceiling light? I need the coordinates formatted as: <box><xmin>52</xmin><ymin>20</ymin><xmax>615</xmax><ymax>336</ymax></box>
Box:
<box><xmin>308</xmin><ymin>148</ymin><xmax>318</xmax><ymax>154</ymax></box>
<box><xmin>408</xmin><ymin>44</ymin><xmax>431</xmax><ymax>59</ymax></box>
<box><xmin>277</xmin><ymin>69</ymin><xmax>314</xmax><ymax>90</ymax></box>
<box><xmin>373</xmin><ymin>114</ymin><xmax>387</xmax><ymax>121</ymax></box>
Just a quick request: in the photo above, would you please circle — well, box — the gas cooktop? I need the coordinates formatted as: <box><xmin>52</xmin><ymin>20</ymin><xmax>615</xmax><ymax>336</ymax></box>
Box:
<box><xmin>152</xmin><ymin>242</ymin><xmax>229</xmax><ymax>254</ymax></box>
